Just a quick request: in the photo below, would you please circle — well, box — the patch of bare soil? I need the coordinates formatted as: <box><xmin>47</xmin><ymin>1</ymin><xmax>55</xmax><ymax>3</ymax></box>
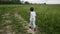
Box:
<box><xmin>14</xmin><ymin>13</ymin><xmax>37</xmax><ymax>34</ymax></box>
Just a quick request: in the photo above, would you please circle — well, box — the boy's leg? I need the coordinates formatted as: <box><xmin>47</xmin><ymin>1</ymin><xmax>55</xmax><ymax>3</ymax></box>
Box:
<box><xmin>33</xmin><ymin>20</ymin><xmax>36</xmax><ymax>28</ymax></box>
<box><xmin>33</xmin><ymin>18</ymin><xmax>36</xmax><ymax>31</ymax></box>
<box><xmin>29</xmin><ymin>18</ymin><xmax>32</xmax><ymax>28</ymax></box>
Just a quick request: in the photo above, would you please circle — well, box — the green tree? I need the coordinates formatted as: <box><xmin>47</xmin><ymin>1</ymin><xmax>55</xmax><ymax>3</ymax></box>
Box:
<box><xmin>24</xmin><ymin>1</ymin><xmax>30</xmax><ymax>4</ymax></box>
<box><xmin>0</xmin><ymin>0</ymin><xmax>21</xmax><ymax>4</ymax></box>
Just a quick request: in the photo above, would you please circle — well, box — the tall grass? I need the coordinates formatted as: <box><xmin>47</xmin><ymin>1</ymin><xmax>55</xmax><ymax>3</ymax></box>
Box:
<box><xmin>0</xmin><ymin>4</ymin><xmax>60</xmax><ymax>34</ymax></box>
<box><xmin>19</xmin><ymin>4</ymin><xmax>60</xmax><ymax>34</ymax></box>
<box><xmin>0</xmin><ymin>5</ymin><xmax>27</xmax><ymax>34</ymax></box>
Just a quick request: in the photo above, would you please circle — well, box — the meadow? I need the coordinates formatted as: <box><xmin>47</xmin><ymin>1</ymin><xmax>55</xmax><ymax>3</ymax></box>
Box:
<box><xmin>0</xmin><ymin>4</ymin><xmax>60</xmax><ymax>34</ymax></box>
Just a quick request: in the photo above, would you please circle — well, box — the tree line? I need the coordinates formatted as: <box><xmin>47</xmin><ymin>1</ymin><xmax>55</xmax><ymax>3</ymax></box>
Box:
<box><xmin>0</xmin><ymin>0</ymin><xmax>46</xmax><ymax>4</ymax></box>
<box><xmin>0</xmin><ymin>0</ymin><xmax>21</xmax><ymax>4</ymax></box>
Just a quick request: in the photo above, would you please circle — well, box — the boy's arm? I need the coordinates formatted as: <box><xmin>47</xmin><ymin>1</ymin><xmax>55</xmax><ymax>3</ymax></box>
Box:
<box><xmin>35</xmin><ymin>12</ymin><xmax>36</xmax><ymax>16</ymax></box>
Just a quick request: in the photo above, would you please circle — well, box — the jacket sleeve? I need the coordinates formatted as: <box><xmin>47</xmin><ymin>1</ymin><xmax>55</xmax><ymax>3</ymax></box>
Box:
<box><xmin>35</xmin><ymin>12</ymin><xmax>36</xmax><ymax>16</ymax></box>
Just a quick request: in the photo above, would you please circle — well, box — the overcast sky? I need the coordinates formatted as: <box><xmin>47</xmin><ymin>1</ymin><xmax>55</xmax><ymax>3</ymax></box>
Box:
<box><xmin>21</xmin><ymin>0</ymin><xmax>60</xmax><ymax>4</ymax></box>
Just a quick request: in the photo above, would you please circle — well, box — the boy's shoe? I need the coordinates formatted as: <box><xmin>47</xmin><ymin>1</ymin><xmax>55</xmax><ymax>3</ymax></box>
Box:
<box><xmin>34</xmin><ymin>28</ymin><xmax>36</xmax><ymax>31</ymax></box>
<box><xmin>29</xmin><ymin>26</ymin><xmax>32</xmax><ymax>29</ymax></box>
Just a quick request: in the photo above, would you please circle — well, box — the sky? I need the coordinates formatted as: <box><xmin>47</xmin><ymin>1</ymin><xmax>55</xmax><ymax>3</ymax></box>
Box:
<box><xmin>21</xmin><ymin>0</ymin><xmax>60</xmax><ymax>4</ymax></box>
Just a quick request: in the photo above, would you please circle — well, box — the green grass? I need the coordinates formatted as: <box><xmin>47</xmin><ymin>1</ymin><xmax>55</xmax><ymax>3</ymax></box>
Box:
<box><xmin>0</xmin><ymin>4</ymin><xmax>60</xmax><ymax>34</ymax></box>
<box><xmin>19</xmin><ymin>4</ymin><xmax>60</xmax><ymax>34</ymax></box>
<box><xmin>0</xmin><ymin>5</ymin><xmax>27</xmax><ymax>34</ymax></box>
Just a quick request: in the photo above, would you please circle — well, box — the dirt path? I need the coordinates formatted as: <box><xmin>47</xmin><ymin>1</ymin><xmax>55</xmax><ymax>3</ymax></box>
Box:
<box><xmin>15</xmin><ymin>13</ymin><xmax>37</xmax><ymax>34</ymax></box>
<box><xmin>0</xmin><ymin>13</ymin><xmax>38</xmax><ymax>34</ymax></box>
<box><xmin>0</xmin><ymin>13</ymin><xmax>13</xmax><ymax>34</ymax></box>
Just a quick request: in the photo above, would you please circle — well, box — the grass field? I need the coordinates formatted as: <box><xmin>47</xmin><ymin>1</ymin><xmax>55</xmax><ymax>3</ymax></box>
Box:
<box><xmin>0</xmin><ymin>4</ymin><xmax>60</xmax><ymax>34</ymax></box>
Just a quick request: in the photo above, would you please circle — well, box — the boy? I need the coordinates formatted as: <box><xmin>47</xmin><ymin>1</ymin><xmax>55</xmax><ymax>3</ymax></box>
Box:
<box><xmin>29</xmin><ymin>7</ymin><xmax>36</xmax><ymax>31</ymax></box>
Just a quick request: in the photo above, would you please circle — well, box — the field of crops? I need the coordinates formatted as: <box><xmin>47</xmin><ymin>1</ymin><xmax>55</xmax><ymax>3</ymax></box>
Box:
<box><xmin>19</xmin><ymin>4</ymin><xmax>60</xmax><ymax>34</ymax></box>
<box><xmin>0</xmin><ymin>5</ymin><xmax>27</xmax><ymax>34</ymax></box>
<box><xmin>0</xmin><ymin>4</ymin><xmax>60</xmax><ymax>34</ymax></box>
